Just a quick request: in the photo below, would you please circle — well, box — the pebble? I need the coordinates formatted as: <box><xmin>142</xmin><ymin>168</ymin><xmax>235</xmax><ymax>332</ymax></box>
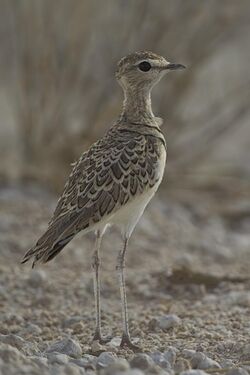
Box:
<box><xmin>62</xmin><ymin>363</ymin><xmax>84</xmax><ymax>375</ymax></box>
<box><xmin>226</xmin><ymin>369</ymin><xmax>249</xmax><ymax>375</ymax></box>
<box><xmin>190</xmin><ymin>352</ymin><xmax>221</xmax><ymax>370</ymax></box>
<box><xmin>182</xmin><ymin>349</ymin><xmax>196</xmax><ymax>359</ymax></box>
<box><xmin>163</xmin><ymin>347</ymin><xmax>178</xmax><ymax>366</ymax></box>
<box><xmin>158</xmin><ymin>314</ymin><xmax>181</xmax><ymax>331</ymax></box>
<box><xmin>28</xmin><ymin>269</ymin><xmax>47</xmax><ymax>287</ymax></box>
<box><xmin>102</xmin><ymin>358</ymin><xmax>130</xmax><ymax>374</ymax></box>
<box><xmin>130</xmin><ymin>353</ymin><xmax>155</xmax><ymax>370</ymax></box>
<box><xmin>70</xmin><ymin>357</ymin><xmax>95</xmax><ymax>370</ymax></box>
<box><xmin>49</xmin><ymin>364</ymin><xmax>81</xmax><ymax>375</ymax></box>
<box><xmin>29</xmin><ymin>356</ymin><xmax>48</xmax><ymax>367</ymax></box>
<box><xmin>149</xmin><ymin>351</ymin><xmax>171</xmax><ymax>369</ymax></box>
<box><xmin>70</xmin><ymin>354</ymin><xmax>97</xmax><ymax>372</ymax></box>
<box><xmin>82</xmin><ymin>353</ymin><xmax>97</xmax><ymax>364</ymax></box>
<box><xmin>220</xmin><ymin>359</ymin><xmax>234</xmax><ymax>368</ymax></box>
<box><xmin>0</xmin><ymin>334</ymin><xmax>26</xmax><ymax>350</ymax></box>
<box><xmin>106</xmin><ymin>336</ymin><xmax>122</xmax><ymax>348</ymax></box>
<box><xmin>72</xmin><ymin>322</ymin><xmax>85</xmax><ymax>334</ymax></box>
<box><xmin>47</xmin><ymin>352</ymin><xmax>69</xmax><ymax>365</ymax></box>
<box><xmin>45</xmin><ymin>338</ymin><xmax>82</xmax><ymax>359</ymax></box>
<box><xmin>96</xmin><ymin>351</ymin><xmax>118</xmax><ymax>369</ymax></box>
<box><xmin>21</xmin><ymin>323</ymin><xmax>42</xmax><ymax>336</ymax></box>
<box><xmin>0</xmin><ymin>343</ymin><xmax>25</xmax><ymax>363</ymax></box>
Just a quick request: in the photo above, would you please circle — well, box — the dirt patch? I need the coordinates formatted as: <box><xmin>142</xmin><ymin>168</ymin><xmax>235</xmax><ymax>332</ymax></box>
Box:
<box><xmin>0</xmin><ymin>184</ymin><xmax>250</xmax><ymax>374</ymax></box>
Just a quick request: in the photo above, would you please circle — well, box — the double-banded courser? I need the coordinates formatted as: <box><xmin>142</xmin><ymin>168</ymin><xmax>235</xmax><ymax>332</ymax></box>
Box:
<box><xmin>22</xmin><ymin>51</ymin><xmax>185</xmax><ymax>350</ymax></box>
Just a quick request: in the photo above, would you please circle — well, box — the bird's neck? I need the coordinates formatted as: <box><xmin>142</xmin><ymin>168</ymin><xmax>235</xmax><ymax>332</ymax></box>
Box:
<box><xmin>121</xmin><ymin>86</ymin><xmax>158</xmax><ymax>126</ymax></box>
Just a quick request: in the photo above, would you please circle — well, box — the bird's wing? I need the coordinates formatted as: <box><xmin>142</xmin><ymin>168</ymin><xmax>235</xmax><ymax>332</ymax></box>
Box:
<box><xmin>22</xmin><ymin>129</ymin><xmax>161</xmax><ymax>266</ymax></box>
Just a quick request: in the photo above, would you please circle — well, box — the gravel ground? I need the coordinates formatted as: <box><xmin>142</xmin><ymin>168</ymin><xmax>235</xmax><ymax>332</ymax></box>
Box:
<box><xmin>0</xmin><ymin>184</ymin><xmax>250</xmax><ymax>375</ymax></box>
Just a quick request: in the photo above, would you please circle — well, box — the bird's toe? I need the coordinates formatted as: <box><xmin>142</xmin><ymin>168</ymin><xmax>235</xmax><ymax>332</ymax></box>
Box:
<box><xmin>120</xmin><ymin>334</ymin><xmax>141</xmax><ymax>352</ymax></box>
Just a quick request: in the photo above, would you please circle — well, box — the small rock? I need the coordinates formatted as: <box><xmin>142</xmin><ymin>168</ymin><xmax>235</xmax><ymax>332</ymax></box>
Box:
<box><xmin>182</xmin><ymin>349</ymin><xmax>196</xmax><ymax>359</ymax></box>
<box><xmin>96</xmin><ymin>351</ymin><xmax>117</xmax><ymax>369</ymax></box>
<box><xmin>46</xmin><ymin>338</ymin><xmax>82</xmax><ymax>359</ymax></box>
<box><xmin>63</xmin><ymin>363</ymin><xmax>83</xmax><ymax>375</ymax></box>
<box><xmin>106</xmin><ymin>336</ymin><xmax>122</xmax><ymax>348</ymax></box>
<box><xmin>130</xmin><ymin>353</ymin><xmax>155</xmax><ymax>370</ymax></box>
<box><xmin>70</xmin><ymin>353</ymin><xmax>97</xmax><ymax>370</ymax></box>
<box><xmin>21</xmin><ymin>323</ymin><xmax>42</xmax><ymax>336</ymax></box>
<box><xmin>82</xmin><ymin>353</ymin><xmax>97</xmax><ymax>364</ymax></box>
<box><xmin>72</xmin><ymin>322</ymin><xmax>85</xmax><ymax>334</ymax></box>
<box><xmin>0</xmin><ymin>343</ymin><xmax>25</xmax><ymax>363</ymax></box>
<box><xmin>190</xmin><ymin>352</ymin><xmax>221</xmax><ymax>370</ymax></box>
<box><xmin>180</xmin><ymin>371</ymin><xmax>209</xmax><ymax>375</ymax></box>
<box><xmin>149</xmin><ymin>351</ymin><xmax>171</xmax><ymax>369</ymax></box>
<box><xmin>102</xmin><ymin>358</ymin><xmax>130</xmax><ymax>374</ymax></box>
<box><xmin>29</xmin><ymin>356</ymin><xmax>48</xmax><ymax>367</ymax></box>
<box><xmin>220</xmin><ymin>359</ymin><xmax>234</xmax><ymax>368</ymax></box>
<box><xmin>28</xmin><ymin>269</ymin><xmax>47</xmax><ymax>287</ymax></box>
<box><xmin>47</xmin><ymin>352</ymin><xmax>69</xmax><ymax>365</ymax></box>
<box><xmin>158</xmin><ymin>314</ymin><xmax>181</xmax><ymax>331</ymax></box>
<box><xmin>226</xmin><ymin>369</ymin><xmax>249</xmax><ymax>375</ymax></box>
<box><xmin>163</xmin><ymin>347</ymin><xmax>178</xmax><ymax>366</ymax></box>
<box><xmin>0</xmin><ymin>334</ymin><xmax>26</xmax><ymax>350</ymax></box>
<box><xmin>50</xmin><ymin>363</ymin><xmax>83</xmax><ymax>375</ymax></box>
<box><xmin>70</xmin><ymin>358</ymin><xmax>95</xmax><ymax>370</ymax></box>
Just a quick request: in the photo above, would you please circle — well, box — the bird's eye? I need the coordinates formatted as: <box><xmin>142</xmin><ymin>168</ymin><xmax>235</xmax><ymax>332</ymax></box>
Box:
<box><xmin>138</xmin><ymin>61</ymin><xmax>151</xmax><ymax>72</ymax></box>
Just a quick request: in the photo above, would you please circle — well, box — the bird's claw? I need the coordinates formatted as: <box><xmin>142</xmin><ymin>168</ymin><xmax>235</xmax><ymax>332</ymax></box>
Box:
<box><xmin>120</xmin><ymin>334</ymin><xmax>141</xmax><ymax>352</ymax></box>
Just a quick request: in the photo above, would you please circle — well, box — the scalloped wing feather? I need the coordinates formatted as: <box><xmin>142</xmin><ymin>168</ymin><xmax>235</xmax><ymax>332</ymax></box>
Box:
<box><xmin>21</xmin><ymin>126</ymin><xmax>165</xmax><ymax>266</ymax></box>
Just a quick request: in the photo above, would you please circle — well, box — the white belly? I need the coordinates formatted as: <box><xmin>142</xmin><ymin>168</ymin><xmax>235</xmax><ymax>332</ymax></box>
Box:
<box><xmin>109</xmin><ymin>144</ymin><xmax>166</xmax><ymax>238</ymax></box>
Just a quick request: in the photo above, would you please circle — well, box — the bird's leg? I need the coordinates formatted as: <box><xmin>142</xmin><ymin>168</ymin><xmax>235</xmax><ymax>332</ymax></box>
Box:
<box><xmin>92</xmin><ymin>230</ymin><xmax>112</xmax><ymax>344</ymax></box>
<box><xmin>116</xmin><ymin>237</ymin><xmax>140</xmax><ymax>351</ymax></box>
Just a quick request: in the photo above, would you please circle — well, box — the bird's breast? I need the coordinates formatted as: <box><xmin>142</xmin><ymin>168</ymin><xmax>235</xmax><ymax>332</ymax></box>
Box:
<box><xmin>154</xmin><ymin>142</ymin><xmax>167</xmax><ymax>190</ymax></box>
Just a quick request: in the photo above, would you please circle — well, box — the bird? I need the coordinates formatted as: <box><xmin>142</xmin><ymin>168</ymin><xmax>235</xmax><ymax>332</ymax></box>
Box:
<box><xmin>21</xmin><ymin>51</ymin><xmax>185</xmax><ymax>351</ymax></box>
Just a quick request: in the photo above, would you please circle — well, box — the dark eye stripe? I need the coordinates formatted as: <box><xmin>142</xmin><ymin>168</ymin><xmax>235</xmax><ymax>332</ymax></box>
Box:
<box><xmin>138</xmin><ymin>61</ymin><xmax>151</xmax><ymax>72</ymax></box>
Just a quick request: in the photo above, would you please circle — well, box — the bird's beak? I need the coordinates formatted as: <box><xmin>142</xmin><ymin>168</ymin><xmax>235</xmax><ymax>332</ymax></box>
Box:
<box><xmin>164</xmin><ymin>63</ymin><xmax>186</xmax><ymax>70</ymax></box>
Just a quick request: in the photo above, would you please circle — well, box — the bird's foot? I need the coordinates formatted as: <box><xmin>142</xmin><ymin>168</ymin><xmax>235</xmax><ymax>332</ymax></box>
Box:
<box><xmin>92</xmin><ymin>330</ymin><xmax>113</xmax><ymax>344</ymax></box>
<box><xmin>120</xmin><ymin>333</ymin><xmax>141</xmax><ymax>352</ymax></box>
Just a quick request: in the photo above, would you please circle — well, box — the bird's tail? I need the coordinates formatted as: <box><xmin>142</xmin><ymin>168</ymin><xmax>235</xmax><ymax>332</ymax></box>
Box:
<box><xmin>21</xmin><ymin>218</ymin><xmax>75</xmax><ymax>268</ymax></box>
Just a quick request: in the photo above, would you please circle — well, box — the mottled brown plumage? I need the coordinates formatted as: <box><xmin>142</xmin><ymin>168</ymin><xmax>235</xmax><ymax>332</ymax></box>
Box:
<box><xmin>22</xmin><ymin>123</ymin><xmax>166</xmax><ymax>266</ymax></box>
<box><xmin>22</xmin><ymin>50</ymin><xmax>185</xmax><ymax>350</ymax></box>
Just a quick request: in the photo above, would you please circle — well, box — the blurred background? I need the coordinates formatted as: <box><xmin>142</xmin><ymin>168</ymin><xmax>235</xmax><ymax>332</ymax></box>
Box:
<box><xmin>1</xmin><ymin>3</ymin><xmax>250</xmax><ymax>366</ymax></box>
<box><xmin>0</xmin><ymin>0</ymin><xmax>250</xmax><ymax>195</ymax></box>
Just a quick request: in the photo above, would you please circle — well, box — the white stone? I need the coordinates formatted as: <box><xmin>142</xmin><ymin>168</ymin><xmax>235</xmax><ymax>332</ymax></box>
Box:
<box><xmin>46</xmin><ymin>338</ymin><xmax>82</xmax><ymax>359</ymax></box>
<box><xmin>158</xmin><ymin>314</ymin><xmax>181</xmax><ymax>330</ymax></box>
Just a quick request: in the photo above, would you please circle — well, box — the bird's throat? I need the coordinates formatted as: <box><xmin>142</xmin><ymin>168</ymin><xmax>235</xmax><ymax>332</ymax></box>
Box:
<box><xmin>121</xmin><ymin>87</ymin><xmax>157</xmax><ymax>125</ymax></box>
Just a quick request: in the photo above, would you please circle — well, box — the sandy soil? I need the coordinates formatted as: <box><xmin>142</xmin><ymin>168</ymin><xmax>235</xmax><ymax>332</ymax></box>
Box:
<box><xmin>0</xmin><ymin>184</ymin><xmax>250</xmax><ymax>375</ymax></box>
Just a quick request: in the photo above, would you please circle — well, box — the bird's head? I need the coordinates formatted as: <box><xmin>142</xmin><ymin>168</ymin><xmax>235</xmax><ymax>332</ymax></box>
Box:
<box><xmin>116</xmin><ymin>51</ymin><xmax>185</xmax><ymax>91</ymax></box>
